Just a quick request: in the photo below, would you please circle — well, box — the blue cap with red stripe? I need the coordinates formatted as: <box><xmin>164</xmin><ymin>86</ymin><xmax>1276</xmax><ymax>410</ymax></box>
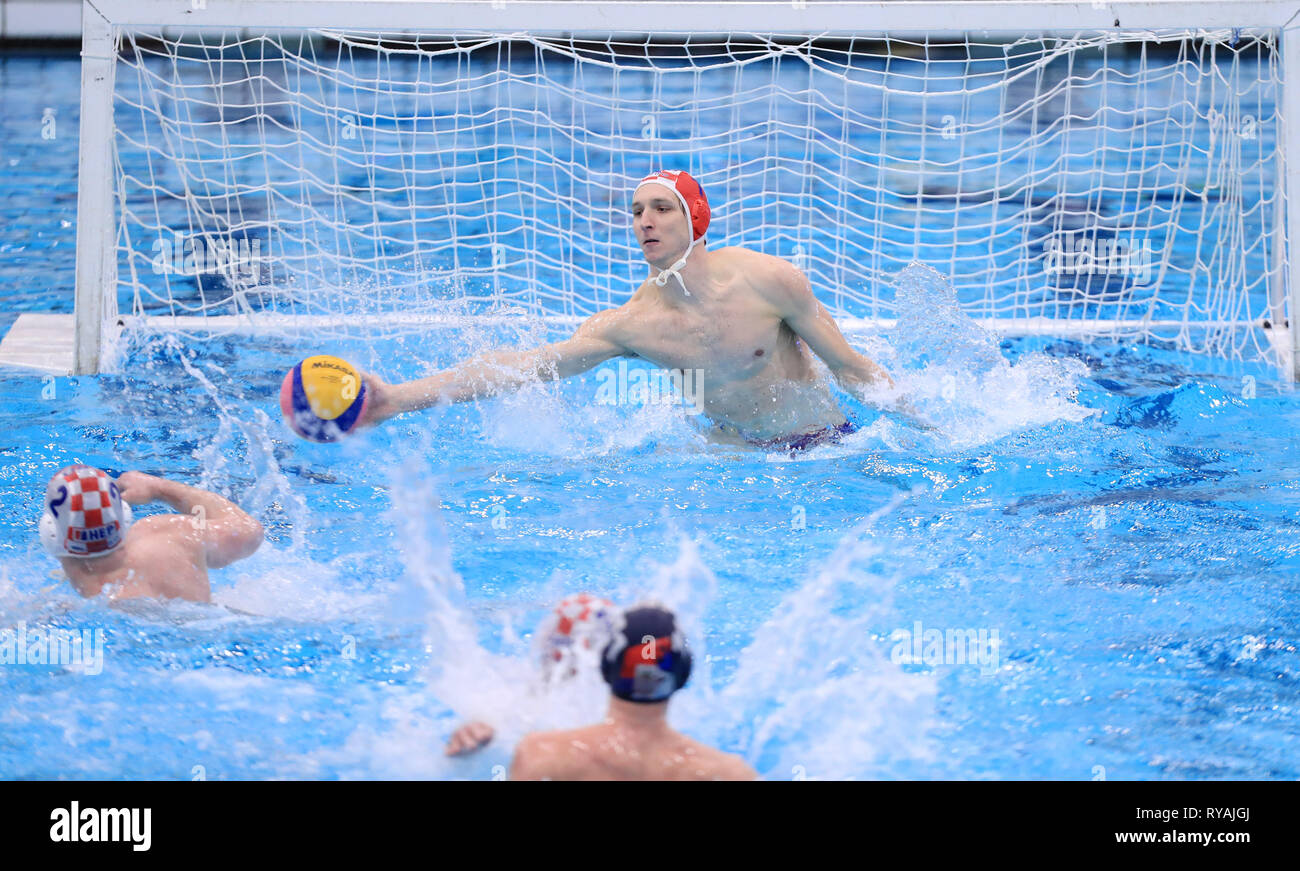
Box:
<box><xmin>600</xmin><ymin>604</ymin><xmax>693</xmax><ymax>703</ymax></box>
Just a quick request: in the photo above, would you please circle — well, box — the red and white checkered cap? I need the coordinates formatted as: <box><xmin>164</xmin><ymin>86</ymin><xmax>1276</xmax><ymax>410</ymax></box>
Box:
<box><xmin>41</xmin><ymin>465</ymin><xmax>132</xmax><ymax>558</ymax></box>
<box><xmin>536</xmin><ymin>593</ymin><xmax>617</xmax><ymax>679</ymax></box>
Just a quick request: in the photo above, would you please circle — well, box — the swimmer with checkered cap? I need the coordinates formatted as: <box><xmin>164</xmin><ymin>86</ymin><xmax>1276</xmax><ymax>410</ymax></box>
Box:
<box><xmin>39</xmin><ymin>466</ymin><xmax>264</xmax><ymax>603</ymax></box>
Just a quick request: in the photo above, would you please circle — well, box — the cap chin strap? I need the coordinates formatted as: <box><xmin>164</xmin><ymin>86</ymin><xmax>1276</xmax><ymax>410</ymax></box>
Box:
<box><xmin>652</xmin><ymin>237</ymin><xmax>701</xmax><ymax>297</ymax></box>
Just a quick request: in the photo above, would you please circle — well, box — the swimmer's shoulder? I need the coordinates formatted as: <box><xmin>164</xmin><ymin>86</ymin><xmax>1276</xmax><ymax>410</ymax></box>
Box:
<box><xmin>710</xmin><ymin>246</ymin><xmax>798</xmax><ymax>293</ymax></box>
<box><xmin>579</xmin><ymin>278</ymin><xmax>659</xmax><ymax>353</ymax></box>
<box><xmin>128</xmin><ymin>513</ymin><xmax>204</xmax><ymax>552</ymax></box>
<box><xmin>715</xmin><ymin>245</ymin><xmax>784</xmax><ymax>272</ymax></box>
<box><xmin>509</xmin><ymin>728</ymin><xmax>585</xmax><ymax>781</ymax></box>
<box><xmin>727</xmin><ymin>246</ymin><xmax>814</xmax><ymax>315</ymax></box>
<box><xmin>122</xmin><ymin>515</ymin><xmax>209</xmax><ymax>595</ymax></box>
<box><xmin>674</xmin><ymin>733</ymin><xmax>760</xmax><ymax>781</ymax></box>
<box><xmin>621</xmin><ymin>277</ymin><xmax>663</xmax><ymax>319</ymax></box>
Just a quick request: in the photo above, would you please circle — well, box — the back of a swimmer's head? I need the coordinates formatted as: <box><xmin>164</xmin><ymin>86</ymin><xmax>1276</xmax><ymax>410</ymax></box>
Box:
<box><xmin>600</xmin><ymin>603</ymin><xmax>692</xmax><ymax>705</ymax></box>
<box><xmin>537</xmin><ymin>593</ymin><xmax>617</xmax><ymax>687</ymax></box>
<box><xmin>39</xmin><ymin>464</ymin><xmax>133</xmax><ymax>570</ymax></box>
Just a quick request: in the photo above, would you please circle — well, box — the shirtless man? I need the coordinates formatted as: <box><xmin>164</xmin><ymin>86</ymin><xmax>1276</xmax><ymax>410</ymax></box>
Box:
<box><xmin>359</xmin><ymin>170</ymin><xmax>904</xmax><ymax>450</ymax></box>
<box><xmin>509</xmin><ymin>604</ymin><xmax>757</xmax><ymax>781</ymax></box>
<box><xmin>38</xmin><ymin>465</ymin><xmax>264</xmax><ymax>603</ymax></box>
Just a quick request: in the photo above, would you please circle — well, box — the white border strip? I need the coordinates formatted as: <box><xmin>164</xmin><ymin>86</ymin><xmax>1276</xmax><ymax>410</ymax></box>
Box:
<box><xmin>88</xmin><ymin>0</ymin><xmax>1300</xmax><ymax>34</ymax></box>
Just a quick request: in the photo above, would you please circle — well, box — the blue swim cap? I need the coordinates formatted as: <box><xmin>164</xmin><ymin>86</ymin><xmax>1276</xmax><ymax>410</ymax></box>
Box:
<box><xmin>600</xmin><ymin>604</ymin><xmax>692</xmax><ymax>703</ymax></box>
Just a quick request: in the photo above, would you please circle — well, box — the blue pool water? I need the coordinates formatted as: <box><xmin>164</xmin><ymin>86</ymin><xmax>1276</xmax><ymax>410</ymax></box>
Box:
<box><xmin>2</xmin><ymin>49</ymin><xmax>1300</xmax><ymax>780</ymax></box>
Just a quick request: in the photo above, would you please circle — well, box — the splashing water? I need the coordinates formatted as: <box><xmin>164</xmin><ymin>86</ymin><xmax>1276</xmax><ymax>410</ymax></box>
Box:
<box><xmin>121</xmin><ymin>271</ymin><xmax>1079</xmax><ymax>777</ymax></box>
<box><xmin>874</xmin><ymin>262</ymin><xmax>1099</xmax><ymax>448</ymax></box>
<box><xmin>480</xmin><ymin>367</ymin><xmax>708</xmax><ymax>458</ymax></box>
<box><xmin>349</xmin><ymin>484</ymin><xmax>938</xmax><ymax>782</ymax></box>
<box><xmin>328</xmin><ymin>452</ymin><xmax>618</xmax><ymax>778</ymax></box>
<box><xmin>173</xmin><ymin>343</ymin><xmax>313</xmax><ymax>549</ymax></box>
<box><xmin>702</xmin><ymin>495</ymin><xmax>937</xmax><ymax>779</ymax></box>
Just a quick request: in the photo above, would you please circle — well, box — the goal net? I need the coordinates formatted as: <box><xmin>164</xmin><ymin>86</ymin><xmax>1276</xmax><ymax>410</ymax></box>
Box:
<box><xmin>74</xmin><ymin>0</ymin><xmax>1295</xmax><ymax>374</ymax></box>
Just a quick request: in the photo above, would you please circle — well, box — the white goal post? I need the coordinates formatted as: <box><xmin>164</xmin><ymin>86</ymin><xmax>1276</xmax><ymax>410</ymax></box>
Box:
<box><xmin>56</xmin><ymin>0</ymin><xmax>1300</xmax><ymax>377</ymax></box>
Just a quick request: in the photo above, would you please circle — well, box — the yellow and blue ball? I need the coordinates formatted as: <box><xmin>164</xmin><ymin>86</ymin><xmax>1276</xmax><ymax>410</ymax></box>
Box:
<box><xmin>279</xmin><ymin>355</ymin><xmax>368</xmax><ymax>443</ymax></box>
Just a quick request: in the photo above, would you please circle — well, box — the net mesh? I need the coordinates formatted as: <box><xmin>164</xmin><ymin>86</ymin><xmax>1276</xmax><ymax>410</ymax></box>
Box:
<box><xmin>110</xmin><ymin>26</ymin><xmax>1285</xmax><ymax>359</ymax></box>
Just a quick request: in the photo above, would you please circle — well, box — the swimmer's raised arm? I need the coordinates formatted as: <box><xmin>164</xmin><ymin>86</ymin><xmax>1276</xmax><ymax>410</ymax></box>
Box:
<box><xmin>359</xmin><ymin>309</ymin><xmax>627</xmax><ymax>426</ymax></box>
<box><xmin>116</xmin><ymin>472</ymin><xmax>264</xmax><ymax>568</ymax></box>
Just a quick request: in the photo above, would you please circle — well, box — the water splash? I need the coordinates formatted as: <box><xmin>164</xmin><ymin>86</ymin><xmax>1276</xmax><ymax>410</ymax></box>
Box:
<box><xmin>709</xmin><ymin>495</ymin><xmax>938</xmax><ymax>779</ymax></box>
<box><xmin>874</xmin><ymin>262</ymin><xmax>1099</xmax><ymax>449</ymax></box>
<box><xmin>323</xmin><ymin>478</ymin><xmax>732</xmax><ymax>778</ymax></box>
<box><xmin>213</xmin><ymin>554</ymin><xmax>386</xmax><ymax>621</ymax></box>
<box><xmin>331</xmin><ymin>453</ymin><xmax>612</xmax><ymax>777</ymax></box>
<box><xmin>480</xmin><ymin>372</ymin><xmax>706</xmax><ymax>458</ymax></box>
<box><xmin>322</xmin><ymin>479</ymin><xmax>940</xmax><ymax>780</ymax></box>
<box><xmin>615</xmin><ymin>534</ymin><xmax>720</xmax><ymax>710</ymax></box>
<box><xmin>171</xmin><ymin>340</ymin><xmax>311</xmax><ymax>550</ymax></box>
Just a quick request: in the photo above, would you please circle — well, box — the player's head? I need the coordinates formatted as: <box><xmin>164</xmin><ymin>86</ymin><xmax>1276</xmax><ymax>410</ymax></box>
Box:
<box><xmin>600</xmin><ymin>603</ymin><xmax>692</xmax><ymax>704</ymax></box>
<box><xmin>536</xmin><ymin>593</ymin><xmax>618</xmax><ymax>685</ymax></box>
<box><xmin>632</xmin><ymin>170</ymin><xmax>710</xmax><ymax>267</ymax></box>
<box><xmin>39</xmin><ymin>465</ymin><xmax>133</xmax><ymax>560</ymax></box>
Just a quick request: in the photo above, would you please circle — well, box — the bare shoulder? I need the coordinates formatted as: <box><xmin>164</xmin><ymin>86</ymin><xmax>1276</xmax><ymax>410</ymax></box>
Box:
<box><xmin>722</xmin><ymin>246</ymin><xmax>806</xmax><ymax>303</ymax></box>
<box><xmin>508</xmin><ymin>732</ymin><xmax>545</xmax><ymax>780</ymax></box>
<box><xmin>626</xmin><ymin>274</ymin><xmax>659</xmax><ymax>302</ymax></box>
<box><xmin>121</xmin><ymin>515</ymin><xmax>209</xmax><ymax>602</ymax></box>
<box><xmin>677</xmin><ymin>733</ymin><xmax>759</xmax><ymax>781</ymax></box>
<box><xmin>718</xmin><ymin>245</ymin><xmax>791</xmax><ymax>273</ymax></box>
<box><xmin>510</xmin><ymin>728</ymin><xmax>583</xmax><ymax>781</ymax></box>
<box><xmin>579</xmin><ymin>280</ymin><xmax>664</xmax><ymax>355</ymax></box>
<box><xmin>577</xmin><ymin>283</ymin><xmax>654</xmax><ymax>340</ymax></box>
<box><xmin>713</xmin><ymin>751</ymin><xmax>760</xmax><ymax>781</ymax></box>
<box><xmin>621</xmin><ymin>277</ymin><xmax>662</xmax><ymax>319</ymax></box>
<box><xmin>126</xmin><ymin>515</ymin><xmax>205</xmax><ymax>568</ymax></box>
<box><xmin>129</xmin><ymin>514</ymin><xmax>203</xmax><ymax>550</ymax></box>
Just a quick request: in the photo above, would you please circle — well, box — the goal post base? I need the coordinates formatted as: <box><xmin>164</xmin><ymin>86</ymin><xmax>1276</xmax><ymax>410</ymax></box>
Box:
<box><xmin>0</xmin><ymin>314</ymin><xmax>77</xmax><ymax>375</ymax></box>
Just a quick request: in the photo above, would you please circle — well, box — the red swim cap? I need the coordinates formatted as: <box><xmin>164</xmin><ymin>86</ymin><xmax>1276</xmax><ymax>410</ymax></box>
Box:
<box><xmin>637</xmin><ymin>170</ymin><xmax>710</xmax><ymax>241</ymax></box>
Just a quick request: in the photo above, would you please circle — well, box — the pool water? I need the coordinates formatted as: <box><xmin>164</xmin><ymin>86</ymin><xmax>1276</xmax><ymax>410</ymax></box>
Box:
<box><xmin>2</xmin><ymin>49</ymin><xmax>1299</xmax><ymax>780</ymax></box>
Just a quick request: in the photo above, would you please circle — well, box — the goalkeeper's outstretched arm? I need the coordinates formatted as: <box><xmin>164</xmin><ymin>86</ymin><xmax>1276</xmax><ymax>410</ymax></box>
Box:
<box><xmin>358</xmin><ymin>310</ymin><xmax>626</xmax><ymax>427</ymax></box>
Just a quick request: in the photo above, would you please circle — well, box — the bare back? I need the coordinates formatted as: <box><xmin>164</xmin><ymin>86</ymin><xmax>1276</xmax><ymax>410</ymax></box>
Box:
<box><xmin>62</xmin><ymin>516</ymin><xmax>211</xmax><ymax>603</ymax></box>
<box><xmin>511</xmin><ymin>721</ymin><xmax>757</xmax><ymax>781</ymax></box>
